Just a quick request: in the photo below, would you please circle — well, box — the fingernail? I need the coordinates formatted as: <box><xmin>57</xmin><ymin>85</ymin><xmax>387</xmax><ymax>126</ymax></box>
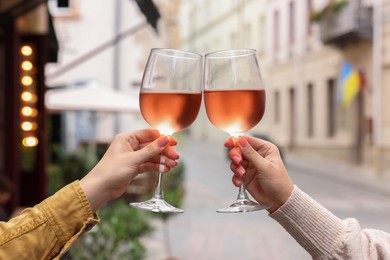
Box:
<box><xmin>157</xmin><ymin>136</ymin><xmax>169</xmax><ymax>147</ymax></box>
<box><xmin>169</xmin><ymin>136</ymin><xmax>178</xmax><ymax>145</ymax></box>
<box><xmin>237</xmin><ymin>166</ymin><xmax>245</xmax><ymax>177</ymax></box>
<box><xmin>232</xmin><ymin>155</ymin><xmax>241</xmax><ymax>165</ymax></box>
<box><xmin>174</xmin><ymin>151</ymin><xmax>180</xmax><ymax>159</ymax></box>
<box><xmin>238</xmin><ymin>137</ymin><xmax>248</xmax><ymax>147</ymax></box>
<box><xmin>233</xmin><ymin>178</ymin><xmax>241</xmax><ymax>187</ymax></box>
<box><xmin>224</xmin><ymin>138</ymin><xmax>234</xmax><ymax>147</ymax></box>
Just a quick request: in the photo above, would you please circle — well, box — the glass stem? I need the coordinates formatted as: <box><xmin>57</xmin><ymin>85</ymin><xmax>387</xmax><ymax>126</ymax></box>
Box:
<box><xmin>237</xmin><ymin>179</ymin><xmax>250</xmax><ymax>201</ymax></box>
<box><xmin>153</xmin><ymin>155</ymin><xmax>166</xmax><ymax>200</ymax></box>
<box><xmin>232</xmin><ymin>134</ymin><xmax>250</xmax><ymax>201</ymax></box>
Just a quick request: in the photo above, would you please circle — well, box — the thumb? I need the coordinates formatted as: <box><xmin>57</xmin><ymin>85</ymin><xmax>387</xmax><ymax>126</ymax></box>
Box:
<box><xmin>132</xmin><ymin>136</ymin><xmax>170</xmax><ymax>164</ymax></box>
<box><xmin>237</xmin><ymin>137</ymin><xmax>269</xmax><ymax>172</ymax></box>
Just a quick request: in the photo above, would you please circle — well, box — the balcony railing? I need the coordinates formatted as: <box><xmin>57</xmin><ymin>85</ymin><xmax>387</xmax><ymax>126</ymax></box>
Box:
<box><xmin>319</xmin><ymin>1</ymin><xmax>373</xmax><ymax>47</ymax></box>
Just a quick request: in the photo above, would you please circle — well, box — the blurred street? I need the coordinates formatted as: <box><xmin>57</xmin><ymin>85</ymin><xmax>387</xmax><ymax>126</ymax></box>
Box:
<box><xmin>142</xmin><ymin>135</ymin><xmax>390</xmax><ymax>260</ymax></box>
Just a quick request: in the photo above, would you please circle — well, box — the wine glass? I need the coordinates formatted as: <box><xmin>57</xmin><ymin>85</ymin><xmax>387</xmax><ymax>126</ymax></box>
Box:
<box><xmin>130</xmin><ymin>48</ymin><xmax>203</xmax><ymax>213</ymax></box>
<box><xmin>204</xmin><ymin>49</ymin><xmax>270</xmax><ymax>213</ymax></box>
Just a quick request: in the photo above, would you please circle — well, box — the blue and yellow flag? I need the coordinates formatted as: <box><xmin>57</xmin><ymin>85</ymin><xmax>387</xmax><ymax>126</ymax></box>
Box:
<box><xmin>337</xmin><ymin>61</ymin><xmax>364</xmax><ymax>107</ymax></box>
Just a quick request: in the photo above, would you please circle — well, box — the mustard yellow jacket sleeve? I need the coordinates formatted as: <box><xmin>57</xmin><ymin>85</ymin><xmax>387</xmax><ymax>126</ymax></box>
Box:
<box><xmin>0</xmin><ymin>181</ymin><xmax>99</xmax><ymax>259</ymax></box>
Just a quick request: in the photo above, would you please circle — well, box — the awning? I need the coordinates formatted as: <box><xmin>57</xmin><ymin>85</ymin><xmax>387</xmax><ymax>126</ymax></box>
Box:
<box><xmin>45</xmin><ymin>85</ymin><xmax>140</xmax><ymax>113</ymax></box>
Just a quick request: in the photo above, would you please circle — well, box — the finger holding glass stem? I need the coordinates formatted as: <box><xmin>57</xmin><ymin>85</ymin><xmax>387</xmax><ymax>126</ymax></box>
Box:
<box><xmin>203</xmin><ymin>49</ymin><xmax>269</xmax><ymax>213</ymax></box>
<box><xmin>225</xmin><ymin>136</ymin><xmax>294</xmax><ymax>213</ymax></box>
<box><xmin>129</xmin><ymin>48</ymin><xmax>203</xmax><ymax>213</ymax></box>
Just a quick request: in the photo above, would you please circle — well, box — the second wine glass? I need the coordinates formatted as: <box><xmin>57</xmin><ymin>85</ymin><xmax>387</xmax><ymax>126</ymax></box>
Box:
<box><xmin>130</xmin><ymin>48</ymin><xmax>203</xmax><ymax>213</ymax></box>
<box><xmin>204</xmin><ymin>49</ymin><xmax>270</xmax><ymax>213</ymax></box>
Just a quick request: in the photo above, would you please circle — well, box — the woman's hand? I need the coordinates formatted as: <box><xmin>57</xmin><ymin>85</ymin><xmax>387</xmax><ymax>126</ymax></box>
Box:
<box><xmin>80</xmin><ymin>129</ymin><xmax>179</xmax><ymax>212</ymax></box>
<box><xmin>225</xmin><ymin>136</ymin><xmax>294</xmax><ymax>213</ymax></box>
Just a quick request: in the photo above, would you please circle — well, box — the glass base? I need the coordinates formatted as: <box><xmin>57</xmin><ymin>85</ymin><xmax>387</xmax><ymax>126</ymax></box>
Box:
<box><xmin>216</xmin><ymin>199</ymin><xmax>270</xmax><ymax>213</ymax></box>
<box><xmin>130</xmin><ymin>197</ymin><xmax>184</xmax><ymax>213</ymax></box>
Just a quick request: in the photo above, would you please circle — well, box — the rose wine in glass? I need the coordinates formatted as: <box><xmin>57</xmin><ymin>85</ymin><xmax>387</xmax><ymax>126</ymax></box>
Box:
<box><xmin>140</xmin><ymin>92</ymin><xmax>202</xmax><ymax>134</ymax></box>
<box><xmin>204</xmin><ymin>49</ymin><xmax>270</xmax><ymax>213</ymax></box>
<box><xmin>130</xmin><ymin>48</ymin><xmax>203</xmax><ymax>213</ymax></box>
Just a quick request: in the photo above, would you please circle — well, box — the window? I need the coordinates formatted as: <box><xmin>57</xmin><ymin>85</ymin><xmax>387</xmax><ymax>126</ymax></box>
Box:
<box><xmin>48</xmin><ymin>0</ymin><xmax>78</xmax><ymax>17</ymax></box>
<box><xmin>258</xmin><ymin>15</ymin><xmax>265</xmax><ymax>54</ymax></box>
<box><xmin>273</xmin><ymin>10</ymin><xmax>279</xmax><ymax>52</ymax></box>
<box><xmin>57</xmin><ymin>0</ymin><xmax>70</xmax><ymax>7</ymax></box>
<box><xmin>307</xmin><ymin>83</ymin><xmax>314</xmax><ymax>137</ymax></box>
<box><xmin>289</xmin><ymin>1</ymin><xmax>295</xmax><ymax>44</ymax></box>
<box><xmin>307</xmin><ymin>0</ymin><xmax>313</xmax><ymax>35</ymax></box>
<box><xmin>289</xmin><ymin>88</ymin><xmax>297</xmax><ymax>148</ymax></box>
<box><xmin>327</xmin><ymin>79</ymin><xmax>336</xmax><ymax>137</ymax></box>
<box><xmin>244</xmin><ymin>23</ymin><xmax>252</xmax><ymax>47</ymax></box>
<box><xmin>274</xmin><ymin>90</ymin><xmax>280</xmax><ymax>123</ymax></box>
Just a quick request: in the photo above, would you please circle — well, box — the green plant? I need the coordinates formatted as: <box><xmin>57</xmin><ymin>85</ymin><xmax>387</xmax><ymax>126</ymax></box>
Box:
<box><xmin>70</xmin><ymin>200</ymin><xmax>153</xmax><ymax>260</ymax></box>
<box><xmin>147</xmin><ymin>163</ymin><xmax>185</xmax><ymax>221</ymax></box>
<box><xmin>46</xmin><ymin>145</ymin><xmax>154</xmax><ymax>259</ymax></box>
<box><xmin>20</xmin><ymin>147</ymin><xmax>36</xmax><ymax>172</ymax></box>
<box><xmin>310</xmin><ymin>0</ymin><xmax>348</xmax><ymax>22</ymax></box>
<box><xmin>148</xmin><ymin>163</ymin><xmax>185</xmax><ymax>259</ymax></box>
<box><xmin>46</xmin><ymin>146</ymin><xmax>95</xmax><ymax>195</ymax></box>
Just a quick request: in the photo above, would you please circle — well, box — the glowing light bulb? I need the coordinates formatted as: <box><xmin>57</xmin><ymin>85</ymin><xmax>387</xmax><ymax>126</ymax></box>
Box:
<box><xmin>22</xmin><ymin>136</ymin><xmax>38</xmax><ymax>147</ymax></box>
<box><xmin>21</xmin><ymin>76</ymin><xmax>33</xmax><ymax>86</ymax></box>
<box><xmin>21</xmin><ymin>91</ymin><xmax>37</xmax><ymax>103</ymax></box>
<box><xmin>21</xmin><ymin>106</ymin><xmax>33</xmax><ymax>116</ymax></box>
<box><xmin>21</xmin><ymin>122</ymin><xmax>33</xmax><ymax>131</ymax></box>
<box><xmin>21</xmin><ymin>61</ymin><xmax>33</xmax><ymax>71</ymax></box>
<box><xmin>21</xmin><ymin>46</ymin><xmax>33</xmax><ymax>56</ymax></box>
<box><xmin>21</xmin><ymin>107</ymin><xmax>38</xmax><ymax>117</ymax></box>
<box><xmin>21</xmin><ymin>122</ymin><xmax>37</xmax><ymax>131</ymax></box>
<box><xmin>21</xmin><ymin>91</ymin><xmax>32</xmax><ymax>101</ymax></box>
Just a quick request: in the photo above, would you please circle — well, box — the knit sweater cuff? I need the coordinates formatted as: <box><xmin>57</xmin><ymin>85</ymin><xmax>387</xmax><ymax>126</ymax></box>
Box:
<box><xmin>269</xmin><ymin>186</ymin><xmax>346</xmax><ymax>258</ymax></box>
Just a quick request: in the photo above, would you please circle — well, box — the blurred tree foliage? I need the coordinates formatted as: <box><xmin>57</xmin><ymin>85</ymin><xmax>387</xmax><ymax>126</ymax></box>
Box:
<box><xmin>46</xmin><ymin>144</ymin><xmax>152</xmax><ymax>259</ymax></box>
<box><xmin>70</xmin><ymin>200</ymin><xmax>153</xmax><ymax>260</ymax></box>
<box><xmin>46</xmin><ymin>133</ymin><xmax>187</xmax><ymax>259</ymax></box>
<box><xmin>46</xmin><ymin>145</ymin><xmax>95</xmax><ymax>196</ymax></box>
<box><xmin>310</xmin><ymin>0</ymin><xmax>348</xmax><ymax>22</ymax></box>
<box><xmin>148</xmin><ymin>162</ymin><xmax>186</xmax><ymax>259</ymax></box>
<box><xmin>152</xmin><ymin>163</ymin><xmax>185</xmax><ymax>221</ymax></box>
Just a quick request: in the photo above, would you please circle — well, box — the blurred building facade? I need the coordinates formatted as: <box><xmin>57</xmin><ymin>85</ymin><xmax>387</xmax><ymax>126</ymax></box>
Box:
<box><xmin>181</xmin><ymin>0</ymin><xmax>390</xmax><ymax>174</ymax></box>
<box><xmin>45</xmin><ymin>0</ymin><xmax>181</xmax><ymax>148</ymax></box>
<box><xmin>180</xmin><ymin>0</ymin><xmax>268</xmax><ymax>140</ymax></box>
<box><xmin>0</xmin><ymin>0</ymin><xmax>182</xmax><ymax>213</ymax></box>
<box><xmin>0</xmin><ymin>0</ymin><xmax>56</xmax><ymax>212</ymax></box>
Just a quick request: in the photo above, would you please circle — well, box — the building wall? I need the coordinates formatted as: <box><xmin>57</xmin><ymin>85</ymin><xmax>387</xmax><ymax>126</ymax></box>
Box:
<box><xmin>382</xmin><ymin>17</ymin><xmax>390</xmax><ymax>146</ymax></box>
<box><xmin>264</xmin><ymin>0</ymin><xmax>382</xmax><ymax>167</ymax></box>
<box><xmin>378</xmin><ymin>12</ymin><xmax>390</xmax><ymax>169</ymax></box>
<box><xmin>44</xmin><ymin>0</ymin><xmax>178</xmax><ymax>146</ymax></box>
<box><xmin>261</xmin><ymin>0</ymin><xmax>390</xmax><ymax>171</ymax></box>
<box><xmin>181</xmin><ymin>0</ymin><xmax>267</xmax><ymax>142</ymax></box>
<box><xmin>181</xmin><ymin>0</ymin><xmax>390</xmax><ymax>173</ymax></box>
<box><xmin>0</xmin><ymin>0</ymin><xmax>52</xmax><ymax>208</ymax></box>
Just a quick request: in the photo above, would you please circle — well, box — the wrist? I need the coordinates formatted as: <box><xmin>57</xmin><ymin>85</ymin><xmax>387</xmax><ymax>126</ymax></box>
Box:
<box><xmin>80</xmin><ymin>169</ymin><xmax>109</xmax><ymax>213</ymax></box>
<box><xmin>267</xmin><ymin>183</ymin><xmax>294</xmax><ymax>214</ymax></box>
<box><xmin>267</xmin><ymin>205</ymin><xmax>280</xmax><ymax>214</ymax></box>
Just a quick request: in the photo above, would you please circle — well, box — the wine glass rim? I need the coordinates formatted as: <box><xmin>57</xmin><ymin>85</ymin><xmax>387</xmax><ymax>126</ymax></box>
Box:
<box><xmin>205</xmin><ymin>48</ymin><xmax>257</xmax><ymax>58</ymax></box>
<box><xmin>151</xmin><ymin>48</ymin><xmax>202</xmax><ymax>59</ymax></box>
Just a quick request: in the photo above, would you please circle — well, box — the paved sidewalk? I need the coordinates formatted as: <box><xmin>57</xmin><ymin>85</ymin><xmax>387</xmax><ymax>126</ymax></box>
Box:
<box><xmin>142</xmin><ymin>137</ymin><xmax>310</xmax><ymax>260</ymax></box>
<box><xmin>285</xmin><ymin>153</ymin><xmax>390</xmax><ymax>196</ymax></box>
<box><xmin>141</xmin><ymin>136</ymin><xmax>390</xmax><ymax>260</ymax></box>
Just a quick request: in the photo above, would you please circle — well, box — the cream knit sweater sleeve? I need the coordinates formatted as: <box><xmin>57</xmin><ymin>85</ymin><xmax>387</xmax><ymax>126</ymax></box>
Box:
<box><xmin>270</xmin><ymin>186</ymin><xmax>390</xmax><ymax>260</ymax></box>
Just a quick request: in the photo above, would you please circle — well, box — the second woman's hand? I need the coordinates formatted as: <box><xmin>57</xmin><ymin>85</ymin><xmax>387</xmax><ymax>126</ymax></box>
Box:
<box><xmin>225</xmin><ymin>136</ymin><xmax>294</xmax><ymax>213</ymax></box>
